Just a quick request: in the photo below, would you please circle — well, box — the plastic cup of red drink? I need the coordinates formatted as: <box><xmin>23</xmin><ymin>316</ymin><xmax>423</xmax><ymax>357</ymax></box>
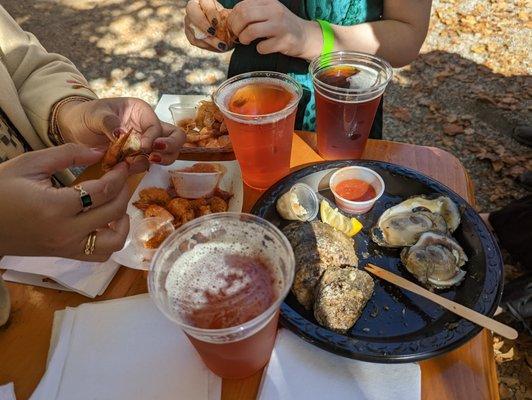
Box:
<box><xmin>310</xmin><ymin>51</ymin><xmax>393</xmax><ymax>160</ymax></box>
<box><xmin>213</xmin><ymin>71</ymin><xmax>302</xmax><ymax>190</ymax></box>
<box><xmin>148</xmin><ymin>212</ymin><xmax>295</xmax><ymax>379</ymax></box>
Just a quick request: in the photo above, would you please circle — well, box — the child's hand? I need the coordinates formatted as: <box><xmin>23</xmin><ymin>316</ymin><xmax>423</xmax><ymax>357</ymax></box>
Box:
<box><xmin>228</xmin><ymin>0</ymin><xmax>321</xmax><ymax>60</ymax></box>
<box><xmin>185</xmin><ymin>0</ymin><xmax>233</xmax><ymax>52</ymax></box>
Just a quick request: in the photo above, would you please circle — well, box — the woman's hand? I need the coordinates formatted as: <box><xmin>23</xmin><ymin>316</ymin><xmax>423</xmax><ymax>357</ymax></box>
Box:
<box><xmin>56</xmin><ymin>97</ymin><xmax>186</xmax><ymax>173</ymax></box>
<box><xmin>227</xmin><ymin>0</ymin><xmax>322</xmax><ymax>60</ymax></box>
<box><xmin>185</xmin><ymin>0</ymin><xmax>233</xmax><ymax>52</ymax></box>
<box><xmin>0</xmin><ymin>144</ymin><xmax>131</xmax><ymax>262</ymax></box>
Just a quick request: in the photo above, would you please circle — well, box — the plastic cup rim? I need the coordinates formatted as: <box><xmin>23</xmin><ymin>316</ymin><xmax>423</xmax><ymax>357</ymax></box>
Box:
<box><xmin>147</xmin><ymin>212</ymin><xmax>296</xmax><ymax>337</ymax></box>
<box><xmin>212</xmin><ymin>71</ymin><xmax>303</xmax><ymax>121</ymax></box>
<box><xmin>309</xmin><ymin>51</ymin><xmax>393</xmax><ymax>97</ymax></box>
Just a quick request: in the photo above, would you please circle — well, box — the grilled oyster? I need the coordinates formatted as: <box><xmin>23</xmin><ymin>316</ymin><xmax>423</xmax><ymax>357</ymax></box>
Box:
<box><xmin>314</xmin><ymin>265</ymin><xmax>374</xmax><ymax>333</ymax></box>
<box><xmin>379</xmin><ymin>195</ymin><xmax>460</xmax><ymax>232</ymax></box>
<box><xmin>371</xmin><ymin>209</ymin><xmax>448</xmax><ymax>247</ymax></box>
<box><xmin>400</xmin><ymin>231</ymin><xmax>468</xmax><ymax>289</ymax></box>
<box><xmin>282</xmin><ymin>221</ymin><xmax>358</xmax><ymax>309</ymax></box>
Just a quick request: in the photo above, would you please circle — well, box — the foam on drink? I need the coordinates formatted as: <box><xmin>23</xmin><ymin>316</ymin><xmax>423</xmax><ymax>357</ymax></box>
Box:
<box><xmin>165</xmin><ymin>242</ymin><xmax>283</xmax><ymax>330</ymax></box>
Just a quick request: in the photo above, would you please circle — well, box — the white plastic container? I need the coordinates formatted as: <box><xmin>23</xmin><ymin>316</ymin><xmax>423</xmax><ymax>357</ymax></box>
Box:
<box><xmin>329</xmin><ymin>166</ymin><xmax>385</xmax><ymax>214</ymax></box>
<box><xmin>169</xmin><ymin>166</ymin><xmax>224</xmax><ymax>199</ymax></box>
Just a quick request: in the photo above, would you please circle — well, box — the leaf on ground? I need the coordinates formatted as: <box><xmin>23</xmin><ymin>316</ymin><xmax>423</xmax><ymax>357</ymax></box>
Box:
<box><xmin>491</xmin><ymin>159</ymin><xmax>504</xmax><ymax>172</ymax></box>
<box><xmin>391</xmin><ymin>107</ymin><xmax>412</xmax><ymax>122</ymax></box>
<box><xmin>471</xmin><ymin>44</ymin><xmax>487</xmax><ymax>54</ymax></box>
<box><xmin>443</xmin><ymin>123</ymin><xmax>464</xmax><ymax>135</ymax></box>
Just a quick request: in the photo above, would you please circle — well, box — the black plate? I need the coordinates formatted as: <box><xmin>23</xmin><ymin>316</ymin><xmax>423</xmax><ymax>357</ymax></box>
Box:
<box><xmin>251</xmin><ymin>160</ymin><xmax>503</xmax><ymax>363</ymax></box>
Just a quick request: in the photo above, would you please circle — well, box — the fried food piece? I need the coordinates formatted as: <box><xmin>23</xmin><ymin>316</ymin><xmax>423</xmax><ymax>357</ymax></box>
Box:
<box><xmin>209</xmin><ymin>7</ymin><xmax>236</xmax><ymax>45</ymax></box>
<box><xmin>144</xmin><ymin>205</ymin><xmax>174</xmax><ymax>223</ymax></box>
<box><xmin>188</xmin><ymin>198</ymin><xmax>211</xmax><ymax>217</ymax></box>
<box><xmin>133</xmin><ymin>187</ymin><xmax>171</xmax><ymax>210</ymax></box>
<box><xmin>197</xmin><ymin>205</ymin><xmax>212</xmax><ymax>216</ymax></box>
<box><xmin>213</xmin><ymin>187</ymin><xmax>233</xmax><ymax>202</ymax></box>
<box><xmin>167</xmin><ymin>198</ymin><xmax>195</xmax><ymax>227</ymax></box>
<box><xmin>144</xmin><ymin>226</ymin><xmax>172</xmax><ymax>249</ymax></box>
<box><xmin>208</xmin><ymin>196</ymin><xmax>228</xmax><ymax>213</ymax></box>
<box><xmin>178</xmin><ymin>118</ymin><xmax>196</xmax><ymax>133</ymax></box>
<box><xmin>179</xmin><ymin>99</ymin><xmax>231</xmax><ymax>150</ymax></box>
<box><xmin>189</xmin><ymin>198</ymin><xmax>208</xmax><ymax>210</ymax></box>
<box><xmin>102</xmin><ymin>129</ymin><xmax>142</xmax><ymax>171</ymax></box>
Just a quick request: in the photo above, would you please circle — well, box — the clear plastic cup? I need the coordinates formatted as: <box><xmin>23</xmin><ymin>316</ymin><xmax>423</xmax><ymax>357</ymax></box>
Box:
<box><xmin>310</xmin><ymin>51</ymin><xmax>393</xmax><ymax>160</ymax></box>
<box><xmin>213</xmin><ymin>71</ymin><xmax>303</xmax><ymax>189</ymax></box>
<box><xmin>132</xmin><ymin>217</ymin><xmax>175</xmax><ymax>263</ymax></box>
<box><xmin>148</xmin><ymin>212</ymin><xmax>295</xmax><ymax>379</ymax></box>
<box><xmin>276</xmin><ymin>183</ymin><xmax>319</xmax><ymax>221</ymax></box>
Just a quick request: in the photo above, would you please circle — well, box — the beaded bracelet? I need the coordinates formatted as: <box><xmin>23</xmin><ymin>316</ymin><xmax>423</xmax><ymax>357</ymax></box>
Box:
<box><xmin>48</xmin><ymin>96</ymin><xmax>92</xmax><ymax>145</ymax></box>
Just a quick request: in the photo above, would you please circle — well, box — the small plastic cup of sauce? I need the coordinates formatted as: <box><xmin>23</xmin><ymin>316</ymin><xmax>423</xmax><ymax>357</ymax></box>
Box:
<box><xmin>329</xmin><ymin>166</ymin><xmax>385</xmax><ymax>214</ymax></box>
<box><xmin>276</xmin><ymin>183</ymin><xmax>319</xmax><ymax>221</ymax></box>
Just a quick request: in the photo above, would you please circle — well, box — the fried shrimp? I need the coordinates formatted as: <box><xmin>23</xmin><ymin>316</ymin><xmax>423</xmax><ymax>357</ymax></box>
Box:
<box><xmin>133</xmin><ymin>187</ymin><xmax>171</xmax><ymax>210</ymax></box>
<box><xmin>167</xmin><ymin>198</ymin><xmax>195</xmax><ymax>227</ymax></box>
<box><xmin>208</xmin><ymin>196</ymin><xmax>228</xmax><ymax>213</ymax></box>
<box><xmin>144</xmin><ymin>205</ymin><xmax>174</xmax><ymax>223</ymax></box>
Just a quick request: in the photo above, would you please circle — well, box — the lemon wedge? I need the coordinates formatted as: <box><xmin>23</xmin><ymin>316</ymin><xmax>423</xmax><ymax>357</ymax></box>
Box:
<box><xmin>320</xmin><ymin>200</ymin><xmax>363</xmax><ymax>237</ymax></box>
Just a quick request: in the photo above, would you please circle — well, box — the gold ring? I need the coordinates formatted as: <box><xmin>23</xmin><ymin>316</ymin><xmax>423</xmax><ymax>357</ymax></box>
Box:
<box><xmin>74</xmin><ymin>184</ymin><xmax>93</xmax><ymax>212</ymax></box>
<box><xmin>84</xmin><ymin>231</ymin><xmax>97</xmax><ymax>255</ymax></box>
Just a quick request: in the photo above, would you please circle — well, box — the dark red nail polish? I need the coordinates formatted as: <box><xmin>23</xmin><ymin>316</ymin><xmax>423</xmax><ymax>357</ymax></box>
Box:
<box><xmin>207</xmin><ymin>26</ymin><xmax>216</xmax><ymax>35</ymax></box>
<box><xmin>150</xmin><ymin>154</ymin><xmax>162</xmax><ymax>163</ymax></box>
<box><xmin>218</xmin><ymin>42</ymin><xmax>227</xmax><ymax>51</ymax></box>
<box><xmin>113</xmin><ymin>128</ymin><xmax>125</xmax><ymax>138</ymax></box>
<box><xmin>154</xmin><ymin>142</ymin><xmax>166</xmax><ymax>150</ymax></box>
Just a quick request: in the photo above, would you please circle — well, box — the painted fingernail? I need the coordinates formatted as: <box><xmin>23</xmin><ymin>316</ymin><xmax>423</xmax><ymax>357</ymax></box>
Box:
<box><xmin>207</xmin><ymin>26</ymin><xmax>216</xmax><ymax>35</ymax></box>
<box><xmin>218</xmin><ymin>42</ymin><xmax>227</xmax><ymax>51</ymax></box>
<box><xmin>150</xmin><ymin>154</ymin><xmax>162</xmax><ymax>163</ymax></box>
<box><xmin>153</xmin><ymin>141</ymin><xmax>166</xmax><ymax>151</ymax></box>
<box><xmin>113</xmin><ymin>128</ymin><xmax>125</xmax><ymax>137</ymax></box>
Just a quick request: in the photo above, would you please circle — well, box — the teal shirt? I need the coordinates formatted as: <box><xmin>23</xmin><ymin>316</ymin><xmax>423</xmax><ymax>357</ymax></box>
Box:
<box><xmin>219</xmin><ymin>0</ymin><xmax>383</xmax><ymax>131</ymax></box>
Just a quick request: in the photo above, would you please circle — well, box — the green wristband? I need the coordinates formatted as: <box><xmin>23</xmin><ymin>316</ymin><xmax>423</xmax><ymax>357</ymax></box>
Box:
<box><xmin>316</xmin><ymin>19</ymin><xmax>334</xmax><ymax>55</ymax></box>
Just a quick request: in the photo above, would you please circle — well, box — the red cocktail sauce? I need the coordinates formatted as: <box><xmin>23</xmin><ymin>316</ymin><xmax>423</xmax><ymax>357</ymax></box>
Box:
<box><xmin>334</xmin><ymin>179</ymin><xmax>376</xmax><ymax>202</ymax></box>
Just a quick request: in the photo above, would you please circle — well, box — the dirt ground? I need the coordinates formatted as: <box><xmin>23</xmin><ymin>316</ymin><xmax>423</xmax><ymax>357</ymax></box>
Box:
<box><xmin>2</xmin><ymin>0</ymin><xmax>531</xmax><ymax>398</ymax></box>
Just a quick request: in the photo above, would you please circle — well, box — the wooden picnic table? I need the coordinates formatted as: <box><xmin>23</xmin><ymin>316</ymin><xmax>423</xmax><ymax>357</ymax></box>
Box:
<box><xmin>0</xmin><ymin>132</ymin><xmax>499</xmax><ymax>400</ymax></box>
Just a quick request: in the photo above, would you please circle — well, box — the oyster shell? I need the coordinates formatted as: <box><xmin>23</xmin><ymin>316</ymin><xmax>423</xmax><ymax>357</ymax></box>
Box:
<box><xmin>314</xmin><ymin>265</ymin><xmax>374</xmax><ymax>333</ymax></box>
<box><xmin>282</xmin><ymin>221</ymin><xmax>358</xmax><ymax>310</ymax></box>
<box><xmin>400</xmin><ymin>231</ymin><xmax>468</xmax><ymax>289</ymax></box>
<box><xmin>378</xmin><ymin>195</ymin><xmax>461</xmax><ymax>233</ymax></box>
<box><xmin>371</xmin><ymin>209</ymin><xmax>448</xmax><ymax>247</ymax></box>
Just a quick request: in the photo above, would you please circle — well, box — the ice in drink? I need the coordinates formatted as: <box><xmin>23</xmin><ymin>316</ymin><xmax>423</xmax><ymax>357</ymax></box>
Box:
<box><xmin>214</xmin><ymin>72</ymin><xmax>303</xmax><ymax>189</ymax></box>
<box><xmin>148</xmin><ymin>213</ymin><xmax>295</xmax><ymax>379</ymax></box>
<box><xmin>310</xmin><ymin>52</ymin><xmax>392</xmax><ymax>160</ymax></box>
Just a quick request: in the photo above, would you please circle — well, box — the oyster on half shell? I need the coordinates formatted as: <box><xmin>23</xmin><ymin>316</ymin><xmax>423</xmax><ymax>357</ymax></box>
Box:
<box><xmin>371</xmin><ymin>209</ymin><xmax>448</xmax><ymax>248</ymax></box>
<box><xmin>400</xmin><ymin>231</ymin><xmax>468</xmax><ymax>289</ymax></box>
<box><xmin>379</xmin><ymin>195</ymin><xmax>461</xmax><ymax>233</ymax></box>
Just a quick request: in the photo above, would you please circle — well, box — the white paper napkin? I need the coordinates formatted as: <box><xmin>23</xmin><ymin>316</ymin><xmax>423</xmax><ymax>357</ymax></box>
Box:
<box><xmin>1</xmin><ymin>256</ymin><xmax>119</xmax><ymax>298</ymax></box>
<box><xmin>0</xmin><ymin>383</ymin><xmax>16</xmax><ymax>400</ymax></box>
<box><xmin>32</xmin><ymin>294</ymin><xmax>221</xmax><ymax>400</ymax></box>
<box><xmin>259</xmin><ymin>329</ymin><xmax>421</xmax><ymax>400</ymax></box>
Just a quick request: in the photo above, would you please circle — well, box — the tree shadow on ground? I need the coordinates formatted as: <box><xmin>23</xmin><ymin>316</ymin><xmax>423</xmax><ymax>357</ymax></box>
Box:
<box><xmin>384</xmin><ymin>50</ymin><xmax>530</xmax><ymax>212</ymax></box>
<box><xmin>4</xmin><ymin>0</ymin><xmax>229</xmax><ymax>99</ymax></box>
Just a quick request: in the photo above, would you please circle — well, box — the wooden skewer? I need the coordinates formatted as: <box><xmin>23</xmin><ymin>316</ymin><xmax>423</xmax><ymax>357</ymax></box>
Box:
<box><xmin>365</xmin><ymin>263</ymin><xmax>518</xmax><ymax>340</ymax></box>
